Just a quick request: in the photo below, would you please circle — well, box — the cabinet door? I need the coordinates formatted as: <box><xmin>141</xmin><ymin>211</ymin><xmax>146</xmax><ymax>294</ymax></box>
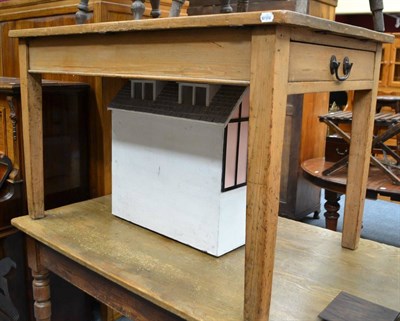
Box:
<box><xmin>0</xmin><ymin>95</ymin><xmax>22</xmax><ymax>177</ymax></box>
<box><xmin>388</xmin><ymin>36</ymin><xmax>400</xmax><ymax>88</ymax></box>
<box><xmin>379</xmin><ymin>43</ymin><xmax>391</xmax><ymax>87</ymax></box>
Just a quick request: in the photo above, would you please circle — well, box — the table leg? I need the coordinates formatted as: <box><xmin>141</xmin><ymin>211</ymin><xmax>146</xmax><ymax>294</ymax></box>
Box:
<box><xmin>342</xmin><ymin>89</ymin><xmax>379</xmax><ymax>249</ymax></box>
<box><xmin>342</xmin><ymin>44</ymin><xmax>382</xmax><ymax>250</ymax></box>
<box><xmin>18</xmin><ymin>40</ymin><xmax>45</xmax><ymax>219</ymax></box>
<box><xmin>324</xmin><ymin>190</ymin><xmax>341</xmax><ymax>231</ymax></box>
<box><xmin>32</xmin><ymin>270</ymin><xmax>51</xmax><ymax>321</ymax></box>
<box><xmin>245</xmin><ymin>26</ymin><xmax>290</xmax><ymax>321</ymax></box>
<box><xmin>27</xmin><ymin>237</ymin><xmax>51</xmax><ymax>321</ymax></box>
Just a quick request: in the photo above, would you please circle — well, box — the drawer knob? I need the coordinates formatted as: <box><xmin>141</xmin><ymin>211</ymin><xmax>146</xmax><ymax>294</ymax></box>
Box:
<box><xmin>330</xmin><ymin>55</ymin><xmax>353</xmax><ymax>81</ymax></box>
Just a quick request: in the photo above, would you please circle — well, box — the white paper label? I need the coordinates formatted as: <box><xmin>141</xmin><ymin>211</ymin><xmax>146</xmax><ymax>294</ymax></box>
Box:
<box><xmin>260</xmin><ymin>12</ymin><xmax>274</xmax><ymax>23</ymax></box>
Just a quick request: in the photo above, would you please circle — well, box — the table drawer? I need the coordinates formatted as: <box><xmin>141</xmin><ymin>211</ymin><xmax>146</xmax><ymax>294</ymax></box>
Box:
<box><xmin>289</xmin><ymin>42</ymin><xmax>376</xmax><ymax>83</ymax></box>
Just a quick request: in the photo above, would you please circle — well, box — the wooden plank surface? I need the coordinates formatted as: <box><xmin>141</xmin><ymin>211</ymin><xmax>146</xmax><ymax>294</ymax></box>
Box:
<box><xmin>11</xmin><ymin>196</ymin><xmax>400</xmax><ymax>321</ymax></box>
<box><xmin>8</xmin><ymin>10</ymin><xmax>394</xmax><ymax>44</ymax></box>
<box><xmin>36</xmin><ymin>240</ymin><xmax>185</xmax><ymax>321</ymax></box>
<box><xmin>245</xmin><ymin>25</ymin><xmax>290</xmax><ymax>321</ymax></box>
<box><xmin>26</xmin><ymin>28</ymin><xmax>251</xmax><ymax>85</ymax></box>
<box><xmin>342</xmin><ymin>45</ymin><xmax>383</xmax><ymax>250</ymax></box>
<box><xmin>289</xmin><ymin>42</ymin><xmax>375</xmax><ymax>82</ymax></box>
<box><xmin>18</xmin><ymin>41</ymin><xmax>45</xmax><ymax>219</ymax></box>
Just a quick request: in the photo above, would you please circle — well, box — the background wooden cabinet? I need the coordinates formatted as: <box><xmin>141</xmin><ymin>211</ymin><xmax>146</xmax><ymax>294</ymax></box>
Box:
<box><xmin>0</xmin><ymin>78</ymin><xmax>91</xmax><ymax>321</ymax></box>
<box><xmin>0</xmin><ymin>0</ymin><xmax>136</xmax><ymax>198</ymax></box>
<box><xmin>379</xmin><ymin>33</ymin><xmax>400</xmax><ymax>95</ymax></box>
<box><xmin>0</xmin><ymin>79</ymin><xmax>90</xmax><ymax>228</ymax></box>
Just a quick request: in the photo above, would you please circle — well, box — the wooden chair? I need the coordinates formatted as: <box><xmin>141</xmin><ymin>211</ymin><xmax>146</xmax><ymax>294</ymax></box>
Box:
<box><xmin>75</xmin><ymin>0</ymin><xmax>250</xmax><ymax>23</ymax></box>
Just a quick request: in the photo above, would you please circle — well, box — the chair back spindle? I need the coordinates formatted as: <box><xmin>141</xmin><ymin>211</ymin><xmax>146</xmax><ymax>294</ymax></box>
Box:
<box><xmin>132</xmin><ymin>0</ymin><xmax>146</xmax><ymax>20</ymax></box>
<box><xmin>75</xmin><ymin>0</ymin><xmax>243</xmax><ymax>22</ymax></box>
<box><xmin>221</xmin><ymin>0</ymin><xmax>233</xmax><ymax>13</ymax></box>
<box><xmin>169</xmin><ymin>0</ymin><xmax>186</xmax><ymax>17</ymax></box>
<box><xmin>237</xmin><ymin>0</ymin><xmax>250</xmax><ymax>12</ymax></box>
<box><xmin>75</xmin><ymin>0</ymin><xmax>92</xmax><ymax>24</ymax></box>
<box><xmin>150</xmin><ymin>0</ymin><xmax>161</xmax><ymax>18</ymax></box>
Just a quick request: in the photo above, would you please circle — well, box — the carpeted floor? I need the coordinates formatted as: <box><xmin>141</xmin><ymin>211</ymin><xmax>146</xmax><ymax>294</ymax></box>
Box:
<box><xmin>301</xmin><ymin>191</ymin><xmax>400</xmax><ymax>248</ymax></box>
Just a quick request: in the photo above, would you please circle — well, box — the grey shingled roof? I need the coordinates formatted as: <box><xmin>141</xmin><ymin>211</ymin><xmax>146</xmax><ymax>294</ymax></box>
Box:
<box><xmin>108</xmin><ymin>82</ymin><xmax>246</xmax><ymax>124</ymax></box>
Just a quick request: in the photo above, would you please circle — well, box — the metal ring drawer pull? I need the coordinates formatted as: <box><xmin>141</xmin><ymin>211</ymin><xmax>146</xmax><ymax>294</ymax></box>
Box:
<box><xmin>336</xmin><ymin>148</ymin><xmax>348</xmax><ymax>156</ymax></box>
<box><xmin>330</xmin><ymin>55</ymin><xmax>353</xmax><ymax>81</ymax></box>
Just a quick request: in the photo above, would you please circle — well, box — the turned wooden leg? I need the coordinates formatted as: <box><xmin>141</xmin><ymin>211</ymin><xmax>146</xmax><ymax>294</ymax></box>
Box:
<box><xmin>169</xmin><ymin>0</ymin><xmax>185</xmax><ymax>17</ymax></box>
<box><xmin>324</xmin><ymin>190</ymin><xmax>341</xmax><ymax>231</ymax></box>
<box><xmin>132</xmin><ymin>0</ymin><xmax>145</xmax><ymax>20</ymax></box>
<box><xmin>32</xmin><ymin>270</ymin><xmax>51</xmax><ymax>321</ymax></box>
<box><xmin>150</xmin><ymin>0</ymin><xmax>161</xmax><ymax>18</ymax></box>
<box><xmin>27</xmin><ymin>237</ymin><xmax>51</xmax><ymax>321</ymax></box>
<box><xmin>75</xmin><ymin>0</ymin><xmax>92</xmax><ymax>24</ymax></box>
<box><xmin>220</xmin><ymin>0</ymin><xmax>233</xmax><ymax>13</ymax></box>
<box><xmin>237</xmin><ymin>0</ymin><xmax>249</xmax><ymax>12</ymax></box>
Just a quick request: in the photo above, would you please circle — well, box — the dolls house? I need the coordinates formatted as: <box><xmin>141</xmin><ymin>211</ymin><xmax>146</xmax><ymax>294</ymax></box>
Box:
<box><xmin>109</xmin><ymin>80</ymin><xmax>249</xmax><ymax>256</ymax></box>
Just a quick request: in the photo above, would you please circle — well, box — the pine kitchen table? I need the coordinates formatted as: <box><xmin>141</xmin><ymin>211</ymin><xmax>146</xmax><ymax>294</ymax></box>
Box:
<box><xmin>9</xmin><ymin>10</ymin><xmax>395</xmax><ymax>321</ymax></box>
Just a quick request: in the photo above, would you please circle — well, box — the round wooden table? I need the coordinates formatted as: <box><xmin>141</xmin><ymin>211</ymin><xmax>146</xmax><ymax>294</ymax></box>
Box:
<box><xmin>301</xmin><ymin>157</ymin><xmax>400</xmax><ymax>231</ymax></box>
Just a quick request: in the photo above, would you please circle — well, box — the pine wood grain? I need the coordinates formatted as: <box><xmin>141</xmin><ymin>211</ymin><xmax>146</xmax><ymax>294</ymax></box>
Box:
<box><xmin>35</xmin><ymin>239</ymin><xmax>184</xmax><ymax>321</ymax></box>
<box><xmin>25</xmin><ymin>28</ymin><xmax>252</xmax><ymax>85</ymax></box>
<box><xmin>245</xmin><ymin>25</ymin><xmax>290</xmax><ymax>321</ymax></box>
<box><xmin>11</xmin><ymin>196</ymin><xmax>400</xmax><ymax>321</ymax></box>
<box><xmin>342</xmin><ymin>44</ymin><xmax>383</xmax><ymax>250</ymax></box>
<box><xmin>0</xmin><ymin>0</ymin><xmax>82</xmax><ymax>21</ymax></box>
<box><xmin>289</xmin><ymin>42</ymin><xmax>375</xmax><ymax>82</ymax></box>
<box><xmin>8</xmin><ymin>10</ymin><xmax>394</xmax><ymax>44</ymax></box>
<box><xmin>18</xmin><ymin>41</ymin><xmax>45</xmax><ymax>219</ymax></box>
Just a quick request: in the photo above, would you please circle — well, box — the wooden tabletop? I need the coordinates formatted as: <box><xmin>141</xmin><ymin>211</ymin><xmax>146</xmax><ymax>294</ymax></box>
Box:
<box><xmin>11</xmin><ymin>196</ymin><xmax>400</xmax><ymax>321</ymax></box>
<box><xmin>8</xmin><ymin>10</ymin><xmax>393</xmax><ymax>44</ymax></box>
<box><xmin>302</xmin><ymin>157</ymin><xmax>400</xmax><ymax>200</ymax></box>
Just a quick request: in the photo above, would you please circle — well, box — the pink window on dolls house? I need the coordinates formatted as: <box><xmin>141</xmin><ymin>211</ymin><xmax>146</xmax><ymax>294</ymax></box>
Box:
<box><xmin>222</xmin><ymin>90</ymin><xmax>249</xmax><ymax>191</ymax></box>
<box><xmin>176</xmin><ymin>83</ymin><xmax>249</xmax><ymax>192</ymax></box>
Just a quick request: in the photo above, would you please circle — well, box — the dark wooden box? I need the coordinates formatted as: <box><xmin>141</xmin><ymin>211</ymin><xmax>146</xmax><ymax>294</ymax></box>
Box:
<box><xmin>325</xmin><ymin>135</ymin><xmax>349</xmax><ymax>162</ymax></box>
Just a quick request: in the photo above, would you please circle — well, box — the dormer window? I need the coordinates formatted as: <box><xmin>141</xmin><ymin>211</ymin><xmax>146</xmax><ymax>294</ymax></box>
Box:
<box><xmin>130</xmin><ymin>80</ymin><xmax>165</xmax><ymax>101</ymax></box>
<box><xmin>178</xmin><ymin>83</ymin><xmax>220</xmax><ymax>106</ymax></box>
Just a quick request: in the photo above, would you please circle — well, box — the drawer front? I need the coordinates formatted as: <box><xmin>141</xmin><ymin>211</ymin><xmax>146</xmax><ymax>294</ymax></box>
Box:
<box><xmin>289</xmin><ymin>42</ymin><xmax>376</xmax><ymax>83</ymax></box>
